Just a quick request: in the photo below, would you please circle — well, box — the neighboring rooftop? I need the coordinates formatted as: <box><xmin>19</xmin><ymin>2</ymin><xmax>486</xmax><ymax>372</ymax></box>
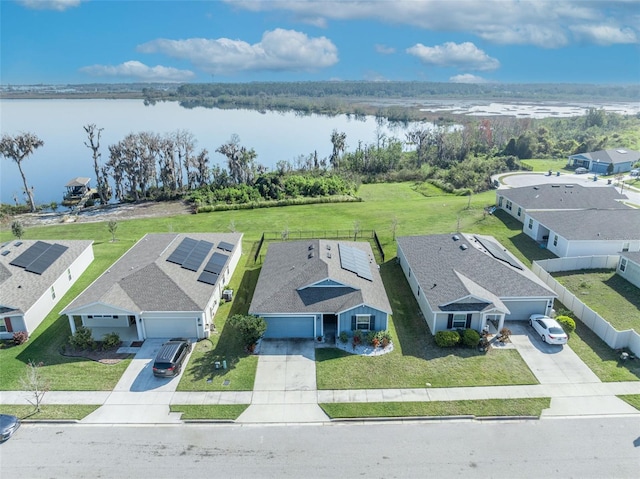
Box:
<box><xmin>569</xmin><ymin>149</ymin><xmax>640</xmax><ymax>165</ymax></box>
<box><xmin>499</xmin><ymin>184</ymin><xmax>629</xmax><ymax>211</ymax></box>
<box><xmin>62</xmin><ymin>233</ymin><xmax>242</xmax><ymax>314</ymax></box>
<box><xmin>65</xmin><ymin>177</ymin><xmax>91</xmax><ymax>187</ymax></box>
<box><xmin>619</xmin><ymin>251</ymin><xmax>640</xmax><ymax>264</ymax></box>
<box><xmin>397</xmin><ymin>234</ymin><xmax>555</xmax><ymax>313</ymax></box>
<box><xmin>0</xmin><ymin>239</ymin><xmax>93</xmax><ymax>314</ymax></box>
<box><xmin>527</xmin><ymin>209</ymin><xmax>640</xmax><ymax>241</ymax></box>
<box><xmin>249</xmin><ymin>240</ymin><xmax>391</xmax><ymax>315</ymax></box>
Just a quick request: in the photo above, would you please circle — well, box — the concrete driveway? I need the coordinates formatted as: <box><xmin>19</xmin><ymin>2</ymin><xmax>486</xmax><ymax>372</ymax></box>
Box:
<box><xmin>237</xmin><ymin>339</ymin><xmax>328</xmax><ymax>423</ymax></box>
<box><xmin>81</xmin><ymin>339</ymin><xmax>193</xmax><ymax>424</ymax></box>
<box><xmin>508</xmin><ymin>323</ymin><xmax>601</xmax><ymax>385</ymax></box>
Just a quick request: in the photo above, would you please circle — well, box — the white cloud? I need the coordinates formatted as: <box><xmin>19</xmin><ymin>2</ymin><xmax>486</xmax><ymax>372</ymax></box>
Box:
<box><xmin>79</xmin><ymin>61</ymin><xmax>195</xmax><ymax>82</ymax></box>
<box><xmin>17</xmin><ymin>0</ymin><xmax>82</xmax><ymax>11</ymax></box>
<box><xmin>407</xmin><ymin>42</ymin><xmax>500</xmax><ymax>71</ymax></box>
<box><xmin>570</xmin><ymin>24</ymin><xmax>638</xmax><ymax>45</ymax></box>
<box><xmin>375</xmin><ymin>44</ymin><xmax>395</xmax><ymax>55</ymax></box>
<box><xmin>224</xmin><ymin>0</ymin><xmax>639</xmax><ymax>48</ymax></box>
<box><xmin>138</xmin><ymin>29</ymin><xmax>338</xmax><ymax>75</ymax></box>
<box><xmin>449</xmin><ymin>74</ymin><xmax>488</xmax><ymax>84</ymax></box>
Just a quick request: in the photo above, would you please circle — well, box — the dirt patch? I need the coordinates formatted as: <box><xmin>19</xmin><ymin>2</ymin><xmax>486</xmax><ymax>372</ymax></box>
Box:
<box><xmin>9</xmin><ymin>199</ymin><xmax>193</xmax><ymax>227</ymax></box>
<box><xmin>61</xmin><ymin>347</ymin><xmax>132</xmax><ymax>365</ymax></box>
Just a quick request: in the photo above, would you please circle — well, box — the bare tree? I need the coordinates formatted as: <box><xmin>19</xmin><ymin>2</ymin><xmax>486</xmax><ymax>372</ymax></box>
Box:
<box><xmin>330</xmin><ymin>129</ymin><xmax>347</xmax><ymax>170</ymax></box>
<box><xmin>216</xmin><ymin>135</ymin><xmax>259</xmax><ymax>185</ymax></box>
<box><xmin>391</xmin><ymin>216</ymin><xmax>399</xmax><ymax>240</ymax></box>
<box><xmin>83</xmin><ymin>124</ymin><xmax>110</xmax><ymax>204</ymax></box>
<box><xmin>19</xmin><ymin>360</ymin><xmax>50</xmax><ymax>413</ymax></box>
<box><xmin>0</xmin><ymin>132</ymin><xmax>44</xmax><ymax>212</ymax></box>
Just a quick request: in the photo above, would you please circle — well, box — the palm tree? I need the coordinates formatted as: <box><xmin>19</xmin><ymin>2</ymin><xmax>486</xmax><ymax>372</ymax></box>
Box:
<box><xmin>0</xmin><ymin>132</ymin><xmax>44</xmax><ymax>212</ymax></box>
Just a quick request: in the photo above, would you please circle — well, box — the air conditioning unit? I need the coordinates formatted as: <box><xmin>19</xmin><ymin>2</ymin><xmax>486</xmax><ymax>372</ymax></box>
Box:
<box><xmin>222</xmin><ymin>289</ymin><xmax>233</xmax><ymax>301</ymax></box>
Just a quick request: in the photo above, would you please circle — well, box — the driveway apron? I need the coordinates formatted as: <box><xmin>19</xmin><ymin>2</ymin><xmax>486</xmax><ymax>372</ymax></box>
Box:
<box><xmin>81</xmin><ymin>339</ymin><xmax>188</xmax><ymax>424</ymax></box>
<box><xmin>237</xmin><ymin>339</ymin><xmax>328</xmax><ymax>423</ymax></box>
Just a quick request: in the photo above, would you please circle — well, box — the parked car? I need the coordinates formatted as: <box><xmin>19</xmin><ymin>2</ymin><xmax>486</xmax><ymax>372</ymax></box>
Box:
<box><xmin>575</xmin><ymin>167</ymin><xmax>588</xmax><ymax>174</ymax></box>
<box><xmin>0</xmin><ymin>414</ymin><xmax>21</xmax><ymax>443</ymax></box>
<box><xmin>630</xmin><ymin>169</ymin><xmax>640</xmax><ymax>177</ymax></box>
<box><xmin>529</xmin><ymin>314</ymin><xmax>568</xmax><ymax>345</ymax></box>
<box><xmin>152</xmin><ymin>338</ymin><xmax>192</xmax><ymax>378</ymax></box>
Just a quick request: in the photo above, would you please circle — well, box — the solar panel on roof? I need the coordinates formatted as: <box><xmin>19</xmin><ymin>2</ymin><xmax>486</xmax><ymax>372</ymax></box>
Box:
<box><xmin>217</xmin><ymin>241</ymin><xmax>234</xmax><ymax>252</ymax></box>
<box><xmin>473</xmin><ymin>236</ymin><xmax>523</xmax><ymax>270</ymax></box>
<box><xmin>25</xmin><ymin>243</ymin><xmax>68</xmax><ymax>275</ymax></box>
<box><xmin>197</xmin><ymin>271</ymin><xmax>219</xmax><ymax>285</ymax></box>
<box><xmin>338</xmin><ymin>243</ymin><xmax>373</xmax><ymax>281</ymax></box>
<box><xmin>166</xmin><ymin>237</ymin><xmax>198</xmax><ymax>265</ymax></box>
<box><xmin>182</xmin><ymin>240</ymin><xmax>214</xmax><ymax>271</ymax></box>
<box><xmin>203</xmin><ymin>252</ymin><xmax>228</xmax><ymax>274</ymax></box>
<box><xmin>10</xmin><ymin>241</ymin><xmax>52</xmax><ymax>268</ymax></box>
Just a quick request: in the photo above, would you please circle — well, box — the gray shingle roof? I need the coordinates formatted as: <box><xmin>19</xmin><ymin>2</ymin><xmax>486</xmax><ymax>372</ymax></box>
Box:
<box><xmin>396</xmin><ymin>234</ymin><xmax>555</xmax><ymax>313</ymax></box>
<box><xmin>62</xmin><ymin>233</ymin><xmax>242</xmax><ymax>314</ymax></box>
<box><xmin>0</xmin><ymin>239</ymin><xmax>93</xmax><ymax>314</ymax></box>
<box><xmin>620</xmin><ymin>251</ymin><xmax>640</xmax><ymax>264</ymax></box>
<box><xmin>499</xmin><ymin>184</ymin><xmax>629</xmax><ymax>211</ymax></box>
<box><xmin>249</xmin><ymin>240</ymin><xmax>391</xmax><ymax>315</ymax></box>
<box><xmin>570</xmin><ymin>149</ymin><xmax>640</xmax><ymax>165</ymax></box>
<box><xmin>528</xmin><ymin>209</ymin><xmax>640</xmax><ymax>241</ymax></box>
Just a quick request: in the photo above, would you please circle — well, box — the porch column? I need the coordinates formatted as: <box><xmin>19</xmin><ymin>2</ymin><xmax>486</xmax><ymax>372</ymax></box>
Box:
<box><xmin>497</xmin><ymin>315</ymin><xmax>505</xmax><ymax>332</ymax></box>
<box><xmin>135</xmin><ymin>316</ymin><xmax>145</xmax><ymax>341</ymax></box>
<box><xmin>67</xmin><ymin>315</ymin><xmax>77</xmax><ymax>335</ymax></box>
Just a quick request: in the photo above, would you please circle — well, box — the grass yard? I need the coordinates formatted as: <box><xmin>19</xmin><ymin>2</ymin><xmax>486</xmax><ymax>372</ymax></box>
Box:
<box><xmin>618</xmin><ymin>395</ymin><xmax>640</xmax><ymax>411</ymax></box>
<box><xmin>0</xmin><ymin>404</ymin><xmax>100</xmax><ymax>420</ymax></box>
<box><xmin>320</xmin><ymin>398</ymin><xmax>550</xmax><ymax>419</ymax></box>
<box><xmin>177</xmin><ymin>256</ymin><xmax>260</xmax><ymax>391</ymax></box>
<box><xmin>553</xmin><ymin>269</ymin><xmax>640</xmax><ymax>333</ymax></box>
<box><xmin>170</xmin><ymin>404</ymin><xmax>249</xmax><ymax>420</ymax></box>
<box><xmin>520</xmin><ymin>158</ymin><xmax>573</xmax><ymax>173</ymax></box>
<box><xmin>566</xmin><ymin>314</ymin><xmax>640</xmax><ymax>382</ymax></box>
<box><xmin>316</xmin><ymin>261</ymin><xmax>539</xmax><ymax>389</ymax></box>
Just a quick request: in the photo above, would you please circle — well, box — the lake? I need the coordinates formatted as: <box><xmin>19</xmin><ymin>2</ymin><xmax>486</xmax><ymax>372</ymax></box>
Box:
<box><xmin>0</xmin><ymin>99</ymin><xmax>418</xmax><ymax>205</ymax></box>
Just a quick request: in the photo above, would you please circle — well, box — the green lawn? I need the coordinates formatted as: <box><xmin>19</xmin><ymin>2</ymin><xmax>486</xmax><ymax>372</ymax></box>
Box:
<box><xmin>316</xmin><ymin>261</ymin><xmax>539</xmax><ymax>389</ymax></box>
<box><xmin>0</xmin><ymin>404</ymin><xmax>100</xmax><ymax>420</ymax></box>
<box><xmin>553</xmin><ymin>269</ymin><xmax>640</xmax><ymax>333</ymax></box>
<box><xmin>520</xmin><ymin>158</ymin><xmax>574</xmax><ymax>173</ymax></box>
<box><xmin>320</xmin><ymin>398</ymin><xmax>550</xmax><ymax>418</ymax></box>
<box><xmin>170</xmin><ymin>404</ymin><xmax>249</xmax><ymax>420</ymax></box>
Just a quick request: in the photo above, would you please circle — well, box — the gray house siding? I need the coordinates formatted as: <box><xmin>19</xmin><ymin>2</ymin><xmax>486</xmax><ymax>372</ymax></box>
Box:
<box><xmin>397</xmin><ymin>244</ymin><xmax>437</xmax><ymax>333</ymax></box>
<box><xmin>618</xmin><ymin>256</ymin><xmax>640</xmax><ymax>289</ymax></box>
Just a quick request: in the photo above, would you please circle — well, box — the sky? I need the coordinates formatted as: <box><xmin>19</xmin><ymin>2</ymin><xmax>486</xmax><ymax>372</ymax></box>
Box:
<box><xmin>1</xmin><ymin>0</ymin><xmax>639</xmax><ymax>85</ymax></box>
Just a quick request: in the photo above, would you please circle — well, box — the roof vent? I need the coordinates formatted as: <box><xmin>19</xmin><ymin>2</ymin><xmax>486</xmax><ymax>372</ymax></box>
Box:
<box><xmin>327</xmin><ymin>252</ymin><xmax>332</xmax><ymax>259</ymax></box>
<box><xmin>460</xmin><ymin>244</ymin><xmax>468</xmax><ymax>251</ymax></box>
<box><xmin>452</xmin><ymin>235</ymin><xmax>460</xmax><ymax>241</ymax></box>
<box><xmin>1</xmin><ymin>250</ymin><xmax>9</xmax><ymax>256</ymax></box>
<box><xmin>14</xmin><ymin>242</ymin><xmax>22</xmax><ymax>246</ymax></box>
<box><xmin>308</xmin><ymin>244</ymin><xmax>314</xmax><ymax>251</ymax></box>
<box><xmin>533</xmin><ymin>186</ymin><xmax>539</xmax><ymax>190</ymax></box>
<box><xmin>565</xmin><ymin>184</ymin><xmax>574</xmax><ymax>188</ymax></box>
<box><xmin>551</xmin><ymin>184</ymin><xmax>560</xmax><ymax>188</ymax></box>
<box><xmin>308</xmin><ymin>252</ymin><xmax>314</xmax><ymax>259</ymax></box>
<box><xmin>326</xmin><ymin>244</ymin><xmax>331</xmax><ymax>250</ymax></box>
<box><xmin>617</xmin><ymin>149</ymin><xmax>627</xmax><ymax>154</ymax></box>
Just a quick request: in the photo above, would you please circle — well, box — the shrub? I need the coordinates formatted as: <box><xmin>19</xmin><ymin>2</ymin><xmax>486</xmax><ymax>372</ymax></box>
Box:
<box><xmin>12</xmin><ymin>331</ymin><xmax>29</xmax><ymax>345</ymax></box>
<box><xmin>352</xmin><ymin>330</ymin><xmax>362</xmax><ymax>344</ymax></box>
<box><xmin>555</xmin><ymin>315</ymin><xmax>576</xmax><ymax>335</ymax></box>
<box><xmin>69</xmin><ymin>326</ymin><xmax>96</xmax><ymax>350</ymax></box>
<box><xmin>365</xmin><ymin>331</ymin><xmax>376</xmax><ymax>346</ymax></box>
<box><xmin>461</xmin><ymin>328</ymin><xmax>481</xmax><ymax>348</ymax></box>
<box><xmin>435</xmin><ymin>330</ymin><xmax>460</xmax><ymax>348</ymax></box>
<box><xmin>227</xmin><ymin>314</ymin><xmax>267</xmax><ymax>347</ymax></box>
<box><xmin>102</xmin><ymin>332</ymin><xmax>121</xmax><ymax>350</ymax></box>
<box><xmin>339</xmin><ymin>331</ymin><xmax>348</xmax><ymax>343</ymax></box>
<box><xmin>375</xmin><ymin>330</ymin><xmax>392</xmax><ymax>348</ymax></box>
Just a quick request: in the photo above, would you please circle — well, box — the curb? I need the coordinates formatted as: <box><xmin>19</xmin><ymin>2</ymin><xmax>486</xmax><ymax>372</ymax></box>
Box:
<box><xmin>330</xmin><ymin>415</ymin><xmax>539</xmax><ymax>423</ymax></box>
<box><xmin>20</xmin><ymin>419</ymin><xmax>80</xmax><ymax>424</ymax></box>
<box><xmin>182</xmin><ymin>419</ymin><xmax>236</xmax><ymax>424</ymax></box>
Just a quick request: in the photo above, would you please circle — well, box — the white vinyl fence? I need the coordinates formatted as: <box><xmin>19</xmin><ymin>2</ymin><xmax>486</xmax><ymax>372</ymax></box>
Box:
<box><xmin>532</xmin><ymin>256</ymin><xmax>640</xmax><ymax>357</ymax></box>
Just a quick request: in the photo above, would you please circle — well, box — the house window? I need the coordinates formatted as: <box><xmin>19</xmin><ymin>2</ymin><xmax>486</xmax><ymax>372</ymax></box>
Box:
<box><xmin>553</xmin><ymin>235</ymin><xmax>558</xmax><ymax>246</ymax></box>
<box><xmin>622</xmin><ymin>243</ymin><xmax>630</xmax><ymax>252</ymax></box>
<box><xmin>498</xmin><ymin>197</ymin><xmax>503</xmax><ymax>207</ymax></box>
<box><xmin>452</xmin><ymin>314</ymin><xmax>467</xmax><ymax>329</ymax></box>
<box><xmin>620</xmin><ymin>258</ymin><xmax>627</xmax><ymax>272</ymax></box>
<box><xmin>506</xmin><ymin>200</ymin><xmax>512</xmax><ymax>211</ymax></box>
<box><xmin>68</xmin><ymin>269</ymin><xmax>72</xmax><ymax>281</ymax></box>
<box><xmin>0</xmin><ymin>318</ymin><xmax>8</xmax><ymax>333</ymax></box>
<box><xmin>528</xmin><ymin>218</ymin><xmax>533</xmax><ymax>230</ymax></box>
<box><xmin>88</xmin><ymin>314</ymin><xmax>118</xmax><ymax>319</ymax></box>
<box><xmin>50</xmin><ymin>286</ymin><xmax>56</xmax><ymax>300</ymax></box>
<box><xmin>517</xmin><ymin>207</ymin><xmax>522</xmax><ymax>217</ymax></box>
<box><xmin>355</xmin><ymin>314</ymin><xmax>371</xmax><ymax>330</ymax></box>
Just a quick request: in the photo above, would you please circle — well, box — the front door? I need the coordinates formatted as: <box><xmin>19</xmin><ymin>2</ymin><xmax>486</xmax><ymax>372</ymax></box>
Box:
<box><xmin>322</xmin><ymin>314</ymin><xmax>338</xmax><ymax>342</ymax></box>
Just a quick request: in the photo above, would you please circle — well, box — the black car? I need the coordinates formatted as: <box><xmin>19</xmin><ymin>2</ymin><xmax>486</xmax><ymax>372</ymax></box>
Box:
<box><xmin>0</xmin><ymin>414</ymin><xmax>20</xmax><ymax>443</ymax></box>
<box><xmin>152</xmin><ymin>338</ymin><xmax>192</xmax><ymax>378</ymax></box>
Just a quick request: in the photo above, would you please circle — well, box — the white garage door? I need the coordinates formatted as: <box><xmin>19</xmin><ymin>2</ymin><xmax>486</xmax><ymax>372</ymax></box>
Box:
<box><xmin>263</xmin><ymin>316</ymin><xmax>315</xmax><ymax>338</ymax></box>
<box><xmin>144</xmin><ymin>317</ymin><xmax>198</xmax><ymax>339</ymax></box>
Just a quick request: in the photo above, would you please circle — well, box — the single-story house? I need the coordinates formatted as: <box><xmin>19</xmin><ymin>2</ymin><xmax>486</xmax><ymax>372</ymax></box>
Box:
<box><xmin>249</xmin><ymin>240</ymin><xmax>391</xmax><ymax>339</ymax></box>
<box><xmin>0</xmin><ymin>239</ymin><xmax>94</xmax><ymax>340</ymax></box>
<box><xmin>396</xmin><ymin>234</ymin><xmax>556</xmax><ymax>335</ymax></box>
<box><xmin>62</xmin><ymin>233</ymin><xmax>242</xmax><ymax>341</ymax></box>
<box><xmin>617</xmin><ymin>252</ymin><xmax>640</xmax><ymax>289</ymax></box>
<box><xmin>524</xmin><ymin>209</ymin><xmax>640</xmax><ymax>257</ymax></box>
<box><xmin>569</xmin><ymin>149</ymin><xmax>640</xmax><ymax>174</ymax></box>
<box><xmin>496</xmin><ymin>183</ymin><xmax>629</xmax><ymax>223</ymax></box>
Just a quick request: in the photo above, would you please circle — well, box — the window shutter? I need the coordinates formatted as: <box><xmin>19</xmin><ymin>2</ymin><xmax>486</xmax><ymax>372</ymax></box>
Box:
<box><xmin>369</xmin><ymin>315</ymin><xmax>376</xmax><ymax>330</ymax></box>
<box><xmin>465</xmin><ymin>314</ymin><xmax>472</xmax><ymax>329</ymax></box>
<box><xmin>351</xmin><ymin>316</ymin><xmax>356</xmax><ymax>330</ymax></box>
<box><xmin>5</xmin><ymin>318</ymin><xmax>13</xmax><ymax>333</ymax></box>
<box><xmin>447</xmin><ymin>314</ymin><xmax>453</xmax><ymax>329</ymax></box>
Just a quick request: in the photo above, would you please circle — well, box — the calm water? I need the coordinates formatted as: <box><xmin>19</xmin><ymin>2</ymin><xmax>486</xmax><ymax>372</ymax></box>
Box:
<box><xmin>0</xmin><ymin>99</ymin><xmax>418</xmax><ymax>205</ymax></box>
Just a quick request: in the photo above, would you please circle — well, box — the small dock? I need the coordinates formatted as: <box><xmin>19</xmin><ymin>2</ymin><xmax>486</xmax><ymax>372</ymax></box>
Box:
<box><xmin>62</xmin><ymin>177</ymin><xmax>97</xmax><ymax>209</ymax></box>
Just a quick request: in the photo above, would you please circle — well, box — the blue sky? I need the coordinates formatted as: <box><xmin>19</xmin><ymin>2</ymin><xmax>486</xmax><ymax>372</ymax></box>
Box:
<box><xmin>1</xmin><ymin>0</ymin><xmax>639</xmax><ymax>84</ymax></box>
